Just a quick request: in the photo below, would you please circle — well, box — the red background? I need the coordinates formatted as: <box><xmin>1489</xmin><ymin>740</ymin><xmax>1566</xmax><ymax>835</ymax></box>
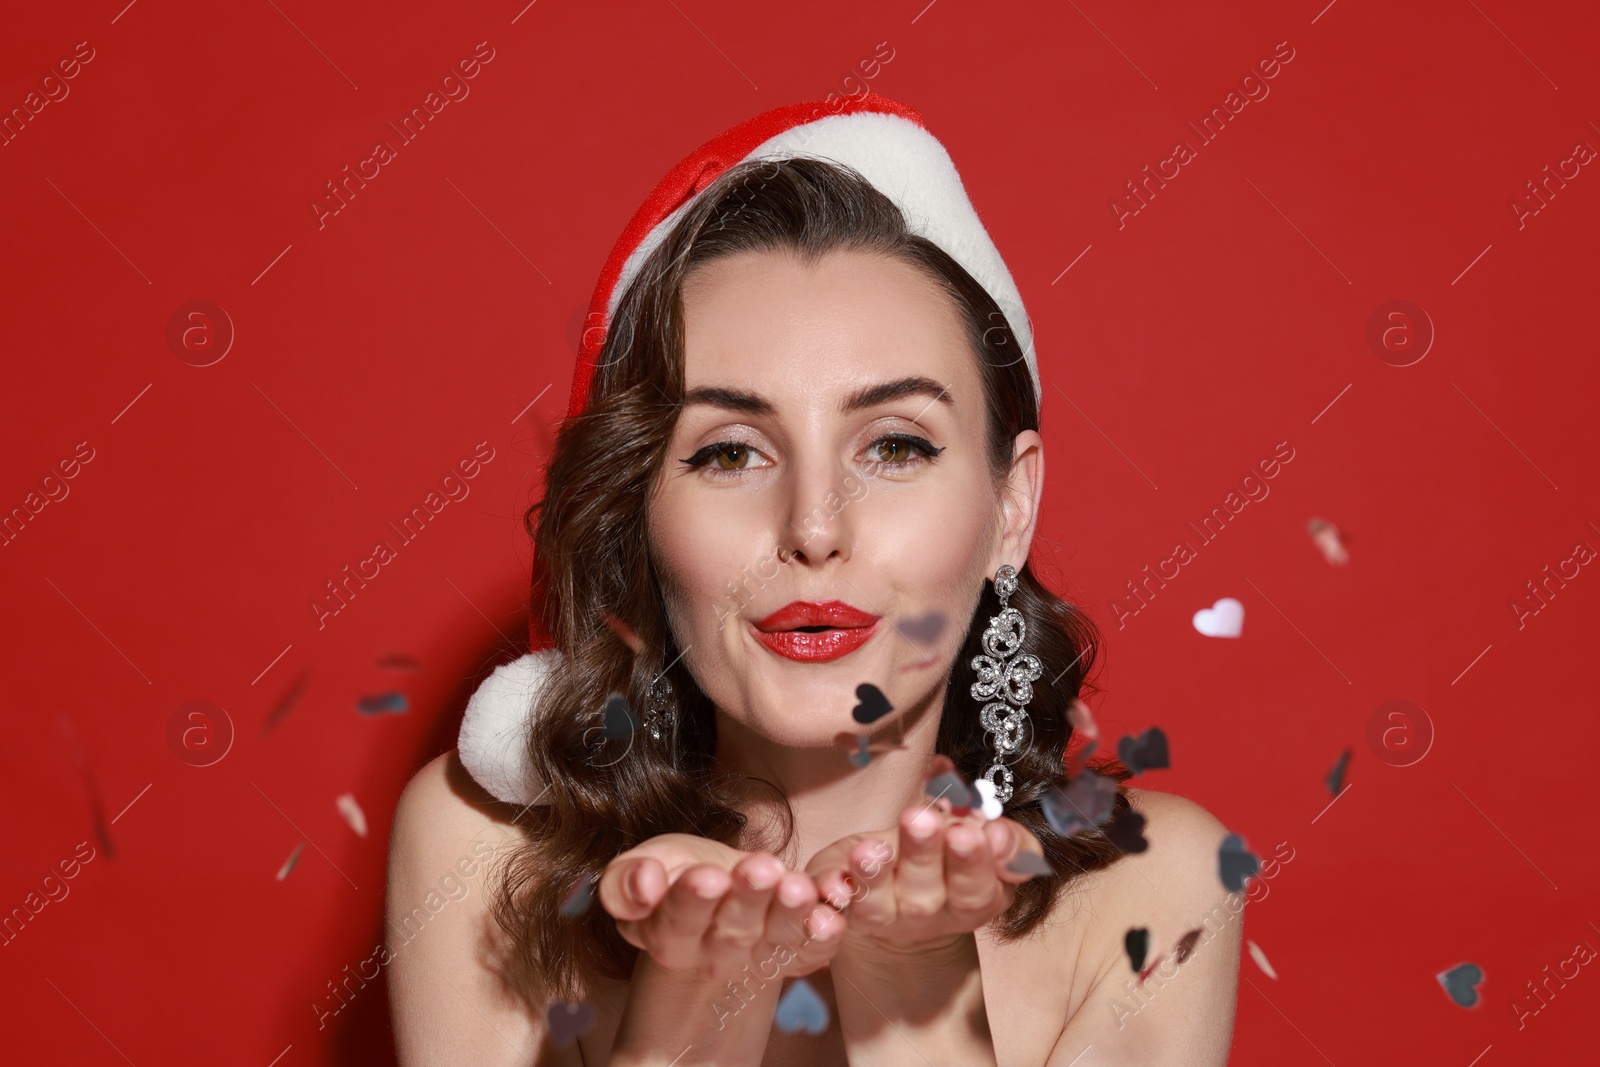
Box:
<box><xmin>2</xmin><ymin>1</ymin><xmax>1596</xmax><ymax>1063</ymax></box>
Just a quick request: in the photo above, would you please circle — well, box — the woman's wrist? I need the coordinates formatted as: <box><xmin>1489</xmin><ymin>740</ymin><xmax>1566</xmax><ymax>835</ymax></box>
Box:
<box><xmin>832</xmin><ymin>932</ymin><xmax>997</xmax><ymax>1066</ymax></box>
<box><xmin>608</xmin><ymin>949</ymin><xmax>780</xmax><ymax>1067</ymax></box>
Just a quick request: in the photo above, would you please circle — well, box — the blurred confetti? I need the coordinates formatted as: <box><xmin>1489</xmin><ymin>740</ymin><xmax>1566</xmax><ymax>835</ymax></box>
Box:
<box><xmin>1192</xmin><ymin>597</ymin><xmax>1244</xmax><ymax>638</ymax></box>
<box><xmin>899</xmin><ymin>610</ymin><xmax>947</xmax><ymax>644</ymax></box>
<box><xmin>375</xmin><ymin>652</ymin><xmax>422</xmax><ymax>672</ymax></box>
<box><xmin>601</xmin><ymin>693</ymin><xmax>639</xmax><ymax>738</ymax></box>
<box><xmin>1008</xmin><ymin>850</ymin><xmax>1051</xmax><ymax>876</ymax></box>
<box><xmin>925</xmin><ymin>765</ymin><xmax>974</xmax><ymax>814</ymax></box>
<box><xmin>1326</xmin><ymin>748</ymin><xmax>1352</xmax><ymax>796</ymax></box>
<box><xmin>1308</xmin><ymin>518</ymin><xmax>1350</xmax><ymax>566</ymax></box>
<box><xmin>559</xmin><ymin>874</ymin><xmax>598</xmax><ymax>917</ymax></box>
<box><xmin>277</xmin><ymin>841</ymin><xmax>305</xmax><ymax>881</ymax></box>
<box><xmin>1437</xmin><ymin>962</ymin><xmax>1484</xmax><ymax>1008</ymax></box>
<box><xmin>335</xmin><ymin>793</ymin><xmax>367</xmax><ymax>838</ymax></box>
<box><xmin>1125</xmin><ymin>928</ymin><xmax>1149</xmax><ymax>971</ymax></box>
<box><xmin>357</xmin><ymin>691</ymin><xmax>408</xmax><ymax>716</ymax></box>
<box><xmin>1218</xmin><ymin>834</ymin><xmax>1261</xmax><ymax>893</ymax></box>
<box><xmin>1117</xmin><ymin>727</ymin><xmax>1170</xmax><ymax>775</ymax></box>
<box><xmin>545</xmin><ymin>1000</ymin><xmax>597</xmax><ymax>1046</ymax></box>
<box><xmin>602</xmin><ymin>613</ymin><xmax>645</xmax><ymax>655</ymax></box>
<box><xmin>263</xmin><ymin>667</ymin><xmax>312</xmax><ymax>734</ymax></box>
<box><xmin>1103</xmin><ymin>807</ymin><xmax>1149</xmax><ymax>854</ymax></box>
<box><xmin>774</xmin><ymin>977</ymin><xmax>829</xmax><ymax>1034</ymax></box>
<box><xmin>1247</xmin><ymin>939</ymin><xmax>1278</xmax><ymax>979</ymax></box>
<box><xmin>57</xmin><ymin>712</ymin><xmax>115</xmax><ymax>859</ymax></box>
<box><xmin>1042</xmin><ymin>770</ymin><xmax>1118</xmax><ymax>837</ymax></box>
<box><xmin>1064</xmin><ymin>700</ymin><xmax>1100</xmax><ymax>777</ymax></box>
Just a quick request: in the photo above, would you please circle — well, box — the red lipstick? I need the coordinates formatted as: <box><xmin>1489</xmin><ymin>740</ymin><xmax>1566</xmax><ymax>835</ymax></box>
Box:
<box><xmin>751</xmin><ymin>600</ymin><xmax>881</xmax><ymax>662</ymax></box>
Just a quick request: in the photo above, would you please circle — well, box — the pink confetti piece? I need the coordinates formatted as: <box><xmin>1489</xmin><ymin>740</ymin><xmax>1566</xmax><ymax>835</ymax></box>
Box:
<box><xmin>1308</xmin><ymin>518</ymin><xmax>1349</xmax><ymax>566</ymax></box>
<box><xmin>336</xmin><ymin>793</ymin><xmax>368</xmax><ymax>838</ymax></box>
<box><xmin>602</xmin><ymin>614</ymin><xmax>645</xmax><ymax>655</ymax></box>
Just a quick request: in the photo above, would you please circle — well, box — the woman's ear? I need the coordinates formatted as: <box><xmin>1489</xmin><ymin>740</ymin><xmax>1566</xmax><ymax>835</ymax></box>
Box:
<box><xmin>990</xmin><ymin>430</ymin><xmax>1044</xmax><ymax>575</ymax></box>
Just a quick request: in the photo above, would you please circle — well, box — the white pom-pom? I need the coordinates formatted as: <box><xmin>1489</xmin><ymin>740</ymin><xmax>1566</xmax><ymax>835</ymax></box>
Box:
<box><xmin>457</xmin><ymin>648</ymin><xmax>563</xmax><ymax>805</ymax></box>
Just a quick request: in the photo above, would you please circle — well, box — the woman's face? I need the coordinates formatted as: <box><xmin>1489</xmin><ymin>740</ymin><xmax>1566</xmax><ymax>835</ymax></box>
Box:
<box><xmin>647</xmin><ymin>248</ymin><xmax>1041</xmax><ymax>749</ymax></box>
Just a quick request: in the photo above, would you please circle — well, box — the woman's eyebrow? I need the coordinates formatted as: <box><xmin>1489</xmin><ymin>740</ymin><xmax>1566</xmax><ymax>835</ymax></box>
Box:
<box><xmin>680</xmin><ymin>376</ymin><xmax>953</xmax><ymax>416</ymax></box>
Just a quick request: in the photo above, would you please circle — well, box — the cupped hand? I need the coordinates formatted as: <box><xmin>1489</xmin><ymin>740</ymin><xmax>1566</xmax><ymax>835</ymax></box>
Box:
<box><xmin>806</xmin><ymin>800</ymin><xmax>1046</xmax><ymax>952</ymax></box>
<box><xmin>598</xmin><ymin>833</ymin><xmax>845</xmax><ymax>981</ymax></box>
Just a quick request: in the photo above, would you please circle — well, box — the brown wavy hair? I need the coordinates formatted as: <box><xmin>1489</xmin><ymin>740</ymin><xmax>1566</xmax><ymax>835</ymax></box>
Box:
<box><xmin>488</xmin><ymin>156</ymin><xmax>1131</xmax><ymax>1002</ymax></box>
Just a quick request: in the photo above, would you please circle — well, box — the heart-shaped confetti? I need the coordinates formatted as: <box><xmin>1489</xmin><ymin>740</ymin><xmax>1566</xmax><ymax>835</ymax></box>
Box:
<box><xmin>375</xmin><ymin>652</ymin><xmax>422</xmax><ymax>672</ymax></box>
<box><xmin>973</xmin><ymin>778</ymin><xmax>1003</xmax><ymax>820</ymax></box>
<box><xmin>1007</xmin><ymin>850</ymin><xmax>1052</xmax><ymax>877</ymax></box>
<box><xmin>559</xmin><ymin>874</ymin><xmax>598</xmax><ymax>917</ymax></box>
<box><xmin>1103</xmin><ymin>807</ymin><xmax>1149</xmax><ymax>853</ymax></box>
<box><xmin>1436</xmin><ymin>962</ymin><xmax>1484</xmax><ymax>1008</ymax></box>
<box><xmin>545</xmin><ymin>1000</ymin><xmax>597</xmax><ymax>1046</ymax></box>
<box><xmin>774</xmin><ymin>977</ymin><xmax>829</xmax><ymax>1034</ymax></box>
<box><xmin>851</xmin><ymin>683</ymin><xmax>893</xmax><ymax>725</ymax></box>
<box><xmin>899</xmin><ymin>611</ymin><xmax>947</xmax><ymax>644</ymax></box>
<box><xmin>1247</xmin><ymin>939</ymin><xmax>1278</xmax><ymax>979</ymax></box>
<box><xmin>1116</xmin><ymin>728</ymin><xmax>1170</xmax><ymax>774</ymax></box>
<box><xmin>1326</xmin><ymin>748</ymin><xmax>1352</xmax><ymax>796</ymax></box>
<box><xmin>848</xmin><ymin>742</ymin><xmax>871</xmax><ymax>768</ymax></box>
<box><xmin>1042</xmin><ymin>770</ymin><xmax>1118</xmax><ymax>837</ymax></box>
<box><xmin>1218</xmin><ymin>834</ymin><xmax>1261</xmax><ymax>893</ymax></box>
<box><xmin>357</xmin><ymin>691</ymin><xmax>408</xmax><ymax>716</ymax></box>
<box><xmin>601</xmin><ymin>693</ymin><xmax>639</xmax><ymax>739</ymax></box>
<box><xmin>1125</xmin><ymin>928</ymin><xmax>1149</xmax><ymax>971</ymax></box>
<box><xmin>1192</xmin><ymin>597</ymin><xmax>1244</xmax><ymax>638</ymax></box>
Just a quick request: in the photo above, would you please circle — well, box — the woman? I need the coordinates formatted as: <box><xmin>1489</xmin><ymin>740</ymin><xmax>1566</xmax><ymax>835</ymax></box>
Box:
<box><xmin>388</xmin><ymin>97</ymin><xmax>1241</xmax><ymax>1065</ymax></box>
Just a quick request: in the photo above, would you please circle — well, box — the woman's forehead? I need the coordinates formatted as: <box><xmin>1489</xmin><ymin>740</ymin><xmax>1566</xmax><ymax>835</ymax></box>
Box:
<box><xmin>680</xmin><ymin>248</ymin><xmax>975</xmax><ymax>409</ymax></box>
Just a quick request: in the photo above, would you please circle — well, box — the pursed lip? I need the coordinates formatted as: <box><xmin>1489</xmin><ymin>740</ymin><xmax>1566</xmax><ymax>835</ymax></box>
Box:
<box><xmin>753</xmin><ymin>600</ymin><xmax>880</xmax><ymax>632</ymax></box>
<box><xmin>750</xmin><ymin>600</ymin><xmax>881</xmax><ymax>663</ymax></box>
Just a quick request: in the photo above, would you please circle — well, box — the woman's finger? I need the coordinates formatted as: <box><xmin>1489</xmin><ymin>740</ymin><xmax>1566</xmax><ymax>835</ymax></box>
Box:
<box><xmin>894</xmin><ymin>804</ymin><xmax>948</xmax><ymax>919</ymax></box>
<box><xmin>703</xmin><ymin>853</ymin><xmax>783</xmax><ymax>974</ymax></box>
<box><xmin>642</xmin><ymin>863</ymin><xmax>729</xmax><ymax>971</ymax></box>
<box><xmin>598</xmin><ymin>855</ymin><xmax>668</xmax><ymax>924</ymax></box>
<box><xmin>843</xmin><ymin>837</ymin><xmax>897</xmax><ymax>930</ymax></box>
<box><xmin>944</xmin><ymin>816</ymin><xmax>1003</xmax><ymax>919</ymax></box>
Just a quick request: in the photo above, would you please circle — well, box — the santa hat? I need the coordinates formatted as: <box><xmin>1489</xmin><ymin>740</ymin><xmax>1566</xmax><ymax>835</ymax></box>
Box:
<box><xmin>460</xmin><ymin>95</ymin><xmax>1039</xmax><ymax>805</ymax></box>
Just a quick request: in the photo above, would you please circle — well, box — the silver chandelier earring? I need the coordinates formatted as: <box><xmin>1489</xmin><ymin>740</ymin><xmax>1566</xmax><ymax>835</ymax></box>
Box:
<box><xmin>971</xmin><ymin>564</ymin><xmax>1042</xmax><ymax>805</ymax></box>
<box><xmin>643</xmin><ymin>671</ymin><xmax>674</xmax><ymax>742</ymax></box>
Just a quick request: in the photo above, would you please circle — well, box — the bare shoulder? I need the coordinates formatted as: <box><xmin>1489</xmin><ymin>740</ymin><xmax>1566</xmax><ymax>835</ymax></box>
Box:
<box><xmin>1038</xmin><ymin>789</ymin><xmax>1242</xmax><ymax>1066</ymax></box>
<box><xmin>387</xmin><ymin>750</ymin><xmax>572</xmax><ymax>1066</ymax></box>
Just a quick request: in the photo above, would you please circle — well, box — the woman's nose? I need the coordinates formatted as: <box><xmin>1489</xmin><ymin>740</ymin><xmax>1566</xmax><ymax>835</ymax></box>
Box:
<box><xmin>780</xmin><ymin>461</ymin><xmax>854</xmax><ymax>565</ymax></box>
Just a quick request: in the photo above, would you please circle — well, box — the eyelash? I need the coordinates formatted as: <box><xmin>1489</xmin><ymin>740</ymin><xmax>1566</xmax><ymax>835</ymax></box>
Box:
<box><xmin>679</xmin><ymin>433</ymin><xmax>945</xmax><ymax>477</ymax></box>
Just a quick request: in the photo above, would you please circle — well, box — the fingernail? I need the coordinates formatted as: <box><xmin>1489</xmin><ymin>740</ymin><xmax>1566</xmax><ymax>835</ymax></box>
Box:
<box><xmin>909</xmin><ymin>809</ymin><xmax>939</xmax><ymax>841</ymax></box>
<box><xmin>949</xmin><ymin>827</ymin><xmax>978</xmax><ymax>856</ymax></box>
<box><xmin>986</xmin><ymin>820</ymin><xmax>1016</xmax><ymax>857</ymax></box>
<box><xmin>778</xmin><ymin>876</ymin><xmax>809</xmax><ymax>908</ymax></box>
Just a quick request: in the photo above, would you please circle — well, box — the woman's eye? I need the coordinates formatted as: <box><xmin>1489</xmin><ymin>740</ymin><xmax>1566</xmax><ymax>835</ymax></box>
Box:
<box><xmin>866</xmin><ymin>433</ymin><xmax>943</xmax><ymax>467</ymax></box>
<box><xmin>681</xmin><ymin>441</ymin><xmax>770</xmax><ymax>474</ymax></box>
